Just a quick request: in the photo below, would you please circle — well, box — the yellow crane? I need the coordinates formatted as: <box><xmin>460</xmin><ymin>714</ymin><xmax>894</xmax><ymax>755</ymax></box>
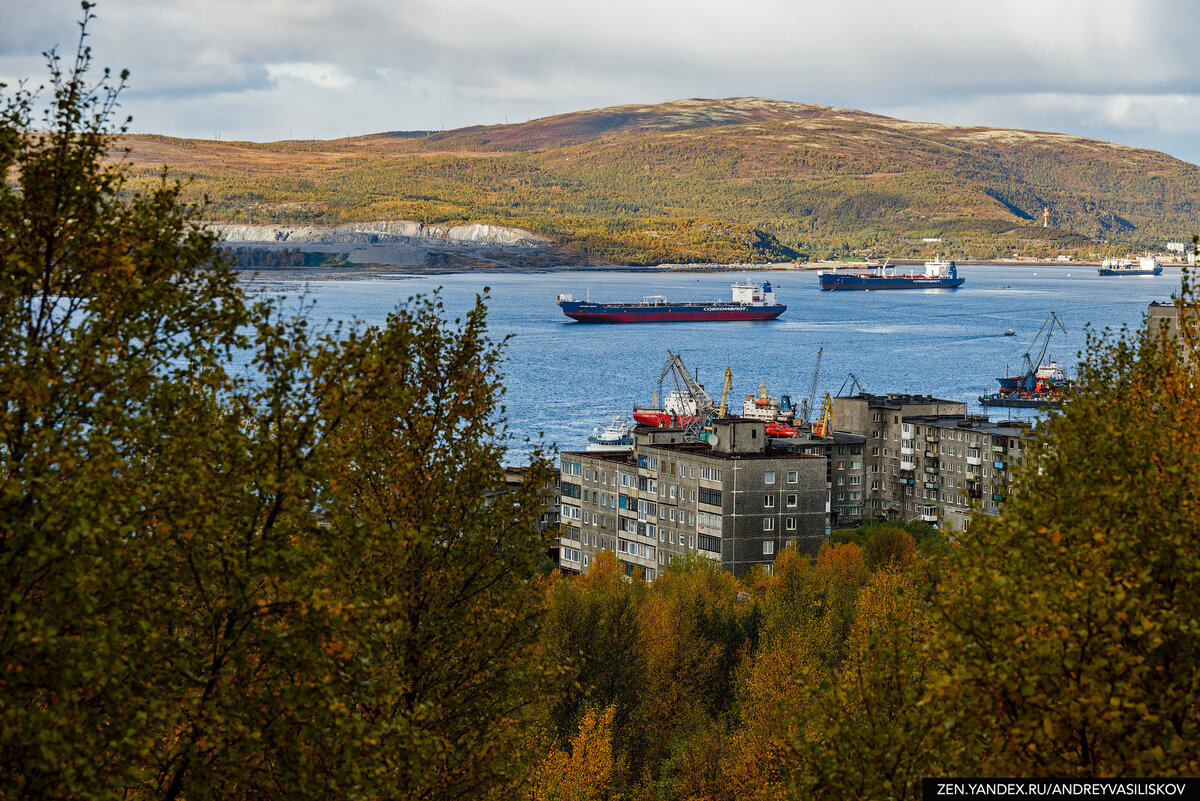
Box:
<box><xmin>718</xmin><ymin>366</ymin><xmax>732</xmax><ymax>419</ymax></box>
<box><xmin>814</xmin><ymin>393</ymin><xmax>834</xmax><ymax>437</ymax></box>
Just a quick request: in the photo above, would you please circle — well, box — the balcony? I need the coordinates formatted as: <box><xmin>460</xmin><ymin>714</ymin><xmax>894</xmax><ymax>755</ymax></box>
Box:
<box><xmin>917</xmin><ymin>505</ymin><xmax>939</xmax><ymax>522</ymax></box>
<box><xmin>924</xmin><ymin>466</ymin><xmax>939</xmax><ymax>475</ymax></box>
<box><xmin>992</xmin><ymin>493</ymin><xmax>1007</xmax><ymax>502</ymax></box>
<box><xmin>900</xmin><ymin>459</ymin><xmax>917</xmax><ymax>471</ymax></box>
<box><xmin>991</xmin><ymin>444</ymin><xmax>1006</xmax><ymax>453</ymax></box>
<box><xmin>924</xmin><ymin>481</ymin><xmax>939</xmax><ymax>489</ymax></box>
<box><xmin>993</xmin><ymin>460</ymin><xmax>1006</xmax><ymax>470</ymax></box>
<box><xmin>925</xmin><ymin>453</ymin><xmax>939</xmax><ymax>462</ymax></box>
<box><xmin>967</xmin><ymin>455</ymin><xmax>982</xmax><ymax>466</ymax></box>
<box><xmin>900</xmin><ymin>445</ymin><xmax>915</xmax><ymax>456</ymax></box>
<box><xmin>926</xmin><ymin>435</ymin><xmax>938</xmax><ymax>443</ymax></box>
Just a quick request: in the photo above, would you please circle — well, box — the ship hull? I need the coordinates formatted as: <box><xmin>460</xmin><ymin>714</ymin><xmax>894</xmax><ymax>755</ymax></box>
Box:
<box><xmin>559</xmin><ymin>301</ymin><xmax>786</xmax><ymax>323</ymax></box>
<box><xmin>979</xmin><ymin>394</ymin><xmax>1065</xmax><ymax>409</ymax></box>
<box><xmin>820</xmin><ymin>275</ymin><xmax>965</xmax><ymax>290</ymax></box>
<box><xmin>1097</xmin><ymin>268</ymin><xmax>1163</xmax><ymax>276</ymax></box>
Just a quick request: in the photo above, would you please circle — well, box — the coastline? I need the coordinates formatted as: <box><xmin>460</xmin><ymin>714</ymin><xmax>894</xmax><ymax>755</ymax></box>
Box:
<box><xmin>236</xmin><ymin>258</ymin><xmax>1163</xmax><ymax>283</ymax></box>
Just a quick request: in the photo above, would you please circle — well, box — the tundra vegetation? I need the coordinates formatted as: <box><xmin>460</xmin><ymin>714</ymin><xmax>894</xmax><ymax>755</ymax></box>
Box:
<box><xmin>3</xmin><ymin>11</ymin><xmax>1199</xmax><ymax>800</ymax></box>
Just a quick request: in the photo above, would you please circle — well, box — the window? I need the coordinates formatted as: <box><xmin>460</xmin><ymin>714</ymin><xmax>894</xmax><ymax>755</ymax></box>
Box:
<box><xmin>764</xmin><ymin>471</ymin><xmax>775</xmax><ymax>485</ymax></box>
<box><xmin>786</xmin><ymin>494</ymin><xmax>797</xmax><ymax>507</ymax></box>
<box><xmin>763</xmin><ymin>541</ymin><xmax>775</xmax><ymax>555</ymax></box>
<box><xmin>787</xmin><ymin>470</ymin><xmax>798</xmax><ymax>483</ymax></box>
<box><xmin>764</xmin><ymin>495</ymin><xmax>775</xmax><ymax>508</ymax></box>
<box><xmin>849</xmin><ymin>476</ymin><xmax>861</xmax><ymax>485</ymax></box>
<box><xmin>697</xmin><ymin>534</ymin><xmax>721</xmax><ymax>554</ymax></box>
<box><xmin>763</xmin><ymin>518</ymin><xmax>775</xmax><ymax>531</ymax></box>
<box><xmin>698</xmin><ymin>487</ymin><xmax>723</xmax><ymax>506</ymax></box>
<box><xmin>785</xmin><ymin>517</ymin><xmax>796</xmax><ymax>531</ymax></box>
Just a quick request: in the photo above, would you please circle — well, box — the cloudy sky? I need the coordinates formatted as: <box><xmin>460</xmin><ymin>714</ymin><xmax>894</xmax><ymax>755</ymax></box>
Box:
<box><xmin>4</xmin><ymin>0</ymin><xmax>1200</xmax><ymax>163</ymax></box>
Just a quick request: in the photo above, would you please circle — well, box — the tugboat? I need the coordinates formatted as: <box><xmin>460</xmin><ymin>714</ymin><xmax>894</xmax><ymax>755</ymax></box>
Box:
<box><xmin>556</xmin><ymin>281</ymin><xmax>785</xmax><ymax>323</ymax></box>
<box><xmin>979</xmin><ymin>312</ymin><xmax>1072</xmax><ymax>408</ymax></box>
<box><xmin>818</xmin><ymin>256</ymin><xmax>965</xmax><ymax>290</ymax></box>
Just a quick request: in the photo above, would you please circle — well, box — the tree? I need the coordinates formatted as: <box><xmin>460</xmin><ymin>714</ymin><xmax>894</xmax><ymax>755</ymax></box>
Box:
<box><xmin>0</xmin><ymin>8</ymin><xmax>551</xmax><ymax>798</ymax></box>
<box><xmin>935</xmin><ymin>284</ymin><xmax>1200</xmax><ymax>776</ymax></box>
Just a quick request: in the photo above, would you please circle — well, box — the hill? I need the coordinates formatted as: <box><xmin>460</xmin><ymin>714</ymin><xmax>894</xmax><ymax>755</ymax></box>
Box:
<box><xmin>117</xmin><ymin>98</ymin><xmax>1200</xmax><ymax>264</ymax></box>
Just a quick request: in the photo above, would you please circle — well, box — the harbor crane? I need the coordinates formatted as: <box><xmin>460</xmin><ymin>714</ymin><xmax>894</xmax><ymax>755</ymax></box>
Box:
<box><xmin>1013</xmin><ymin>312</ymin><xmax>1067</xmax><ymax>391</ymax></box>
<box><xmin>814</xmin><ymin>393</ymin><xmax>834</xmax><ymax>437</ymax></box>
<box><xmin>658</xmin><ymin>350</ymin><xmax>717</xmax><ymax>441</ymax></box>
<box><xmin>837</xmin><ymin>372</ymin><xmax>867</xmax><ymax>397</ymax></box>
<box><xmin>798</xmin><ymin>347</ymin><xmax>823</xmax><ymax>426</ymax></box>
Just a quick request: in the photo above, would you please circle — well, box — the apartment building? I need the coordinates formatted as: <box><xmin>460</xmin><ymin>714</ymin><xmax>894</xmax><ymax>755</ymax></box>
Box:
<box><xmin>558</xmin><ymin>418</ymin><xmax>826</xmax><ymax>579</ymax></box>
<box><xmin>772</xmin><ymin>431</ymin><xmax>869</xmax><ymax>528</ymax></box>
<box><xmin>897</xmin><ymin>415</ymin><xmax>1034</xmax><ymax>531</ymax></box>
<box><xmin>830</xmin><ymin>394</ymin><xmax>967</xmax><ymax>518</ymax></box>
<box><xmin>1148</xmin><ymin>300</ymin><xmax>1198</xmax><ymax>351</ymax></box>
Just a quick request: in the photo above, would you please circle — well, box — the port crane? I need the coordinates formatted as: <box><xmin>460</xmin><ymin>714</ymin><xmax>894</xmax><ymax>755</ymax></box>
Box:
<box><xmin>1012</xmin><ymin>312</ymin><xmax>1067</xmax><ymax>391</ymax></box>
<box><xmin>798</xmin><ymin>347</ymin><xmax>823</xmax><ymax>428</ymax></box>
<box><xmin>814</xmin><ymin>393</ymin><xmax>834</xmax><ymax>437</ymax></box>
<box><xmin>837</xmin><ymin>372</ymin><xmax>867</xmax><ymax>397</ymax></box>
<box><xmin>656</xmin><ymin>350</ymin><xmax>718</xmax><ymax>441</ymax></box>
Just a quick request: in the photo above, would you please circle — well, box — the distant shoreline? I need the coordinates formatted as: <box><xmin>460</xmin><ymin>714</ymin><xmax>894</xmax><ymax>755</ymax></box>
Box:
<box><xmin>236</xmin><ymin>258</ymin><xmax>1170</xmax><ymax>282</ymax></box>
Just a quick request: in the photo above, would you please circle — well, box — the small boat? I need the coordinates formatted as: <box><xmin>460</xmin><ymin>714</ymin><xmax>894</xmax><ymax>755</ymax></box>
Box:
<box><xmin>586</xmin><ymin>415</ymin><xmax>635</xmax><ymax>451</ymax></box>
<box><xmin>1003</xmin><ymin>328</ymin><xmax>1016</xmax><ymax>336</ymax></box>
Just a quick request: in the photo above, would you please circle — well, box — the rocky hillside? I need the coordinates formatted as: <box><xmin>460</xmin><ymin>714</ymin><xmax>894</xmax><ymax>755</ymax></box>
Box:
<box><xmin>117</xmin><ymin>98</ymin><xmax>1200</xmax><ymax>264</ymax></box>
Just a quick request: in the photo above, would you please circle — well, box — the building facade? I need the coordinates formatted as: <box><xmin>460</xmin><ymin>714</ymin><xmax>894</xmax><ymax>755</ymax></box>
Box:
<box><xmin>773</xmin><ymin>431</ymin><xmax>868</xmax><ymax>529</ymax></box>
<box><xmin>557</xmin><ymin>419</ymin><xmax>826</xmax><ymax>579</ymax></box>
<box><xmin>819</xmin><ymin>394</ymin><xmax>1037</xmax><ymax>530</ymax></box>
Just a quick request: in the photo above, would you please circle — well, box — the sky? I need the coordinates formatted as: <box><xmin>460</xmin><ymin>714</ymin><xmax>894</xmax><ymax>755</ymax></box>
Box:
<box><xmin>3</xmin><ymin>0</ymin><xmax>1200</xmax><ymax>164</ymax></box>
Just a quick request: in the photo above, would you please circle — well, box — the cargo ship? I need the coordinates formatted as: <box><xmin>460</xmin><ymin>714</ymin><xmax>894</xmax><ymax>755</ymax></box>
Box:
<box><xmin>1097</xmin><ymin>256</ymin><xmax>1163</xmax><ymax>276</ymax></box>
<box><xmin>556</xmin><ymin>281</ymin><xmax>785</xmax><ymax>323</ymax></box>
<box><xmin>818</xmin><ymin>257</ymin><xmax>964</xmax><ymax>290</ymax></box>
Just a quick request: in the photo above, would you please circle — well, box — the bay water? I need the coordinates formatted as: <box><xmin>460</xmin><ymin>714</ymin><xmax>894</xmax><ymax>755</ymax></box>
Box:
<box><xmin>244</xmin><ymin>264</ymin><xmax>1187</xmax><ymax>457</ymax></box>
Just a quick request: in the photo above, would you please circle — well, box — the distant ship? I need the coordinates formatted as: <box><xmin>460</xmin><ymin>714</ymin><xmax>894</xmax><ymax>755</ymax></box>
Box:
<box><xmin>818</xmin><ymin>257</ymin><xmax>965</xmax><ymax>290</ymax></box>
<box><xmin>1097</xmin><ymin>256</ymin><xmax>1163</xmax><ymax>276</ymax></box>
<box><xmin>556</xmin><ymin>281</ymin><xmax>785</xmax><ymax>323</ymax></box>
